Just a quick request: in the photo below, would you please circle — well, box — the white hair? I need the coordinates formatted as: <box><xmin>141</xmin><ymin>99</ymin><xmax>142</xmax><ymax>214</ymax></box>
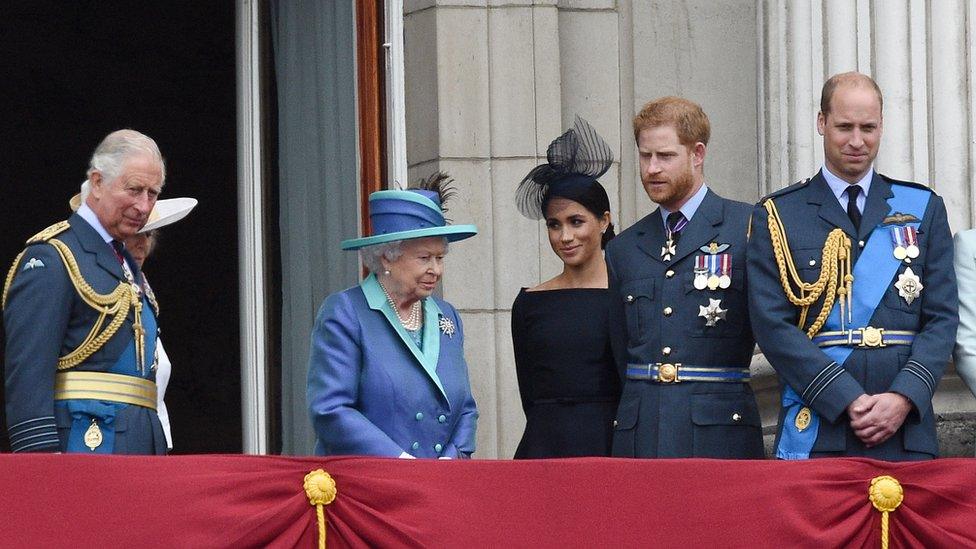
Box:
<box><xmin>79</xmin><ymin>180</ymin><xmax>91</xmax><ymax>203</ymax></box>
<box><xmin>359</xmin><ymin>237</ymin><xmax>451</xmax><ymax>275</ymax></box>
<box><xmin>359</xmin><ymin>241</ymin><xmax>404</xmax><ymax>274</ymax></box>
<box><xmin>87</xmin><ymin>129</ymin><xmax>166</xmax><ymax>186</ymax></box>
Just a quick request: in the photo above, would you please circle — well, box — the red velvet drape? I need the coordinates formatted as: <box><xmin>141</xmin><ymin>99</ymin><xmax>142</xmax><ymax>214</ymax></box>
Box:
<box><xmin>0</xmin><ymin>455</ymin><xmax>974</xmax><ymax>548</ymax></box>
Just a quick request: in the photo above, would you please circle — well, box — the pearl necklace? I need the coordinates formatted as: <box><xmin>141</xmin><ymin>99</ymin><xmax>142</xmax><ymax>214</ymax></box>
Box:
<box><xmin>379</xmin><ymin>280</ymin><xmax>423</xmax><ymax>331</ymax></box>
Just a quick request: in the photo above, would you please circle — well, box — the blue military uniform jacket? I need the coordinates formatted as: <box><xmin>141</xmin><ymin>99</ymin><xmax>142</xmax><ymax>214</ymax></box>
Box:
<box><xmin>748</xmin><ymin>171</ymin><xmax>957</xmax><ymax>460</ymax></box>
<box><xmin>3</xmin><ymin>211</ymin><xmax>165</xmax><ymax>454</ymax></box>
<box><xmin>606</xmin><ymin>189</ymin><xmax>764</xmax><ymax>458</ymax></box>
<box><xmin>307</xmin><ymin>274</ymin><xmax>478</xmax><ymax>458</ymax></box>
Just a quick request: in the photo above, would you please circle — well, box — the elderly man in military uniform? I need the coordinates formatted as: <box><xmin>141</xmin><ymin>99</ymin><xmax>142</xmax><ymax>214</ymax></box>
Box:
<box><xmin>748</xmin><ymin>72</ymin><xmax>957</xmax><ymax>461</ymax></box>
<box><xmin>607</xmin><ymin>97</ymin><xmax>764</xmax><ymax>458</ymax></box>
<box><xmin>3</xmin><ymin>129</ymin><xmax>167</xmax><ymax>454</ymax></box>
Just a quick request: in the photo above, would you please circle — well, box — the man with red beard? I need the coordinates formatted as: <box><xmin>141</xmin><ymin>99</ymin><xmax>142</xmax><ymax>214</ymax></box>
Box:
<box><xmin>607</xmin><ymin>97</ymin><xmax>764</xmax><ymax>458</ymax></box>
<box><xmin>3</xmin><ymin>129</ymin><xmax>168</xmax><ymax>454</ymax></box>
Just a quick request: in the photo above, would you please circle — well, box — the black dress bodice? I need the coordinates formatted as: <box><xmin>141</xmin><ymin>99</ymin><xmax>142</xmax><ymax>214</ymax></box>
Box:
<box><xmin>512</xmin><ymin>288</ymin><xmax>620</xmax><ymax>458</ymax></box>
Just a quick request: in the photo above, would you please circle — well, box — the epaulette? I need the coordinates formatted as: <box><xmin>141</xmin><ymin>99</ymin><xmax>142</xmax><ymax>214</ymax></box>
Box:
<box><xmin>758</xmin><ymin>178</ymin><xmax>811</xmax><ymax>204</ymax></box>
<box><xmin>26</xmin><ymin>220</ymin><xmax>70</xmax><ymax>244</ymax></box>
<box><xmin>877</xmin><ymin>173</ymin><xmax>934</xmax><ymax>192</ymax></box>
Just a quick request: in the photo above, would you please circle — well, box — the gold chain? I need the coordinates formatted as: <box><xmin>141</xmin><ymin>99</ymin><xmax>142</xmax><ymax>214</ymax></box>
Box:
<box><xmin>764</xmin><ymin>199</ymin><xmax>853</xmax><ymax>338</ymax></box>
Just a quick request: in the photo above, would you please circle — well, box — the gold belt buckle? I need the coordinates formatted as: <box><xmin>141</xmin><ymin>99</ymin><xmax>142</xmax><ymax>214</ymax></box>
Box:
<box><xmin>859</xmin><ymin>326</ymin><xmax>885</xmax><ymax>348</ymax></box>
<box><xmin>657</xmin><ymin>363</ymin><xmax>681</xmax><ymax>383</ymax></box>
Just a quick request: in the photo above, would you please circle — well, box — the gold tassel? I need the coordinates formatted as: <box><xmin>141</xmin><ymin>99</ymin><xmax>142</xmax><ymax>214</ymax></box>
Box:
<box><xmin>763</xmin><ymin>199</ymin><xmax>852</xmax><ymax>338</ymax></box>
<box><xmin>304</xmin><ymin>469</ymin><xmax>338</xmax><ymax>549</ymax></box>
<box><xmin>869</xmin><ymin>475</ymin><xmax>903</xmax><ymax>549</ymax></box>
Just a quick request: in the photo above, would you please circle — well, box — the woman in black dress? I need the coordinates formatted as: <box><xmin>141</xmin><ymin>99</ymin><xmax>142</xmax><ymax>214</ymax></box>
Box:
<box><xmin>512</xmin><ymin>116</ymin><xmax>621</xmax><ymax>458</ymax></box>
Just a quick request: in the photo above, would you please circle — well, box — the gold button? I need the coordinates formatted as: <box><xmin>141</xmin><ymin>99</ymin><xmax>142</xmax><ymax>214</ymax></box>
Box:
<box><xmin>663</xmin><ymin>307</ymin><xmax>673</xmax><ymax>316</ymax></box>
<box><xmin>662</xmin><ymin>346</ymin><xmax>671</xmax><ymax>356</ymax></box>
<box><xmin>626</xmin><ymin>295</ymin><xmax>635</xmax><ymax>303</ymax></box>
<box><xmin>665</xmin><ymin>270</ymin><xmax>675</xmax><ymax>278</ymax></box>
<box><xmin>808</xmin><ymin>259</ymin><xmax>816</xmax><ymax>266</ymax></box>
<box><xmin>732</xmin><ymin>413</ymin><xmax>742</xmax><ymax>422</ymax></box>
<box><xmin>859</xmin><ymin>240</ymin><xmax>865</xmax><ymax>248</ymax></box>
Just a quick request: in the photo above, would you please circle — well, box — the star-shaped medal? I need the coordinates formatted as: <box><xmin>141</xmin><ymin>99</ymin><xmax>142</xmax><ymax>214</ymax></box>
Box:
<box><xmin>894</xmin><ymin>267</ymin><xmax>923</xmax><ymax>305</ymax></box>
<box><xmin>698</xmin><ymin>298</ymin><xmax>727</xmax><ymax>327</ymax></box>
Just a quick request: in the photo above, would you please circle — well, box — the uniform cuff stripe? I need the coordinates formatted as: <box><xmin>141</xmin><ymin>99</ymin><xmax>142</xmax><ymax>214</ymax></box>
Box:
<box><xmin>906</xmin><ymin>360</ymin><xmax>937</xmax><ymax>388</ymax></box>
<box><xmin>808</xmin><ymin>368</ymin><xmax>845</xmax><ymax>405</ymax></box>
<box><xmin>12</xmin><ymin>438</ymin><xmax>61</xmax><ymax>452</ymax></box>
<box><xmin>8</xmin><ymin>415</ymin><xmax>55</xmax><ymax>433</ymax></box>
<box><xmin>9</xmin><ymin>417</ymin><xmax>58</xmax><ymax>452</ymax></box>
<box><xmin>903</xmin><ymin>366</ymin><xmax>935</xmax><ymax>395</ymax></box>
<box><xmin>803</xmin><ymin>362</ymin><xmax>840</xmax><ymax>402</ymax></box>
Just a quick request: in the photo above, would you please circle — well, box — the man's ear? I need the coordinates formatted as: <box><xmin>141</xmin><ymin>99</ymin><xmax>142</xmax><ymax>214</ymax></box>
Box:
<box><xmin>817</xmin><ymin>111</ymin><xmax>826</xmax><ymax>136</ymax></box>
<box><xmin>692</xmin><ymin>142</ymin><xmax>706</xmax><ymax>168</ymax></box>
<box><xmin>88</xmin><ymin>171</ymin><xmax>103</xmax><ymax>201</ymax></box>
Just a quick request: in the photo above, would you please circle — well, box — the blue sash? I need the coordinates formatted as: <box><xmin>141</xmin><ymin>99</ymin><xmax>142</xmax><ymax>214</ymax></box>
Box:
<box><xmin>777</xmin><ymin>184</ymin><xmax>929</xmax><ymax>459</ymax></box>
<box><xmin>64</xmin><ymin>295</ymin><xmax>158</xmax><ymax>453</ymax></box>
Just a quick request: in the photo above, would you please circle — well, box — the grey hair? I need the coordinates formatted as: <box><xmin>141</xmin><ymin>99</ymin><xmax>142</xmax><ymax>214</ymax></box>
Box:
<box><xmin>359</xmin><ymin>241</ymin><xmax>404</xmax><ymax>274</ymax></box>
<box><xmin>359</xmin><ymin>238</ymin><xmax>450</xmax><ymax>274</ymax></box>
<box><xmin>86</xmin><ymin>129</ymin><xmax>166</xmax><ymax>186</ymax></box>
<box><xmin>78</xmin><ymin>180</ymin><xmax>92</xmax><ymax>203</ymax></box>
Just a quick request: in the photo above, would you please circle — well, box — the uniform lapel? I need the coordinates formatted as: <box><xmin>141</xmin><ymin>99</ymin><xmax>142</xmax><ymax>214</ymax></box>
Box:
<box><xmin>70</xmin><ymin>212</ymin><xmax>126</xmax><ymax>281</ymax></box>
<box><xmin>858</xmin><ymin>173</ymin><xmax>893</xmax><ymax>240</ymax></box>
<box><xmin>361</xmin><ymin>274</ymin><xmax>448</xmax><ymax>401</ymax></box>
<box><xmin>809</xmin><ymin>171</ymin><xmax>857</xmax><ymax>236</ymax></box>
<box><xmin>634</xmin><ymin>209</ymin><xmax>667</xmax><ymax>262</ymax></box>
<box><xmin>668</xmin><ymin>189</ymin><xmax>721</xmax><ymax>265</ymax></box>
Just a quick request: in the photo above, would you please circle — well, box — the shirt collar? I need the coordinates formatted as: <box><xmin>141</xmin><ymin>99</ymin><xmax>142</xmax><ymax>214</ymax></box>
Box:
<box><xmin>77</xmin><ymin>202</ymin><xmax>114</xmax><ymax>244</ymax></box>
<box><xmin>822</xmin><ymin>164</ymin><xmax>874</xmax><ymax>201</ymax></box>
<box><xmin>660</xmin><ymin>183</ymin><xmax>709</xmax><ymax>226</ymax></box>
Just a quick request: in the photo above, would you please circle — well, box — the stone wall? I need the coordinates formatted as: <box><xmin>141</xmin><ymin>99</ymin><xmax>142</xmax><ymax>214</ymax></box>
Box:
<box><xmin>402</xmin><ymin>0</ymin><xmax>976</xmax><ymax>458</ymax></box>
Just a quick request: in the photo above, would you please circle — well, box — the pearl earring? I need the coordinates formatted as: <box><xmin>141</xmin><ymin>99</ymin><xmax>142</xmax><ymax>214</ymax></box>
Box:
<box><xmin>383</xmin><ymin>269</ymin><xmax>391</xmax><ymax>276</ymax></box>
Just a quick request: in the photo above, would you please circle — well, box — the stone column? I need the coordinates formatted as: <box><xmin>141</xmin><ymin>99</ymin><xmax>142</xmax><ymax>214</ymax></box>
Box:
<box><xmin>403</xmin><ymin>0</ymin><xmax>563</xmax><ymax>458</ymax></box>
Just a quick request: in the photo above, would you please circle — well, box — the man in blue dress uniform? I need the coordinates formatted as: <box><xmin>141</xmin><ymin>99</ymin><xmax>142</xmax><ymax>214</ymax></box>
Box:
<box><xmin>3</xmin><ymin>129</ymin><xmax>167</xmax><ymax>454</ymax></box>
<box><xmin>748</xmin><ymin>72</ymin><xmax>957</xmax><ymax>460</ymax></box>
<box><xmin>608</xmin><ymin>97</ymin><xmax>764</xmax><ymax>458</ymax></box>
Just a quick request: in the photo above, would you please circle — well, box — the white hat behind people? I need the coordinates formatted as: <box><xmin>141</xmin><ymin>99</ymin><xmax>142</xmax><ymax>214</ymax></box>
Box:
<box><xmin>139</xmin><ymin>197</ymin><xmax>197</xmax><ymax>233</ymax></box>
<box><xmin>70</xmin><ymin>184</ymin><xmax>197</xmax><ymax>233</ymax></box>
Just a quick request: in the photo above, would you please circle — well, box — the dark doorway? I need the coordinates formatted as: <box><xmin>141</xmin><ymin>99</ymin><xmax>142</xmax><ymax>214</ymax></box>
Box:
<box><xmin>0</xmin><ymin>1</ymin><xmax>241</xmax><ymax>453</ymax></box>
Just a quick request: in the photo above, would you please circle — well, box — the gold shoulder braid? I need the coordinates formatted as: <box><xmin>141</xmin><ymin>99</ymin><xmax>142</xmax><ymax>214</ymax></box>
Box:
<box><xmin>3</xmin><ymin>221</ymin><xmax>71</xmax><ymax>308</ymax></box>
<box><xmin>28</xmin><ymin>220</ymin><xmax>71</xmax><ymax>244</ymax></box>
<box><xmin>763</xmin><ymin>199</ymin><xmax>853</xmax><ymax>337</ymax></box>
<box><xmin>2</xmin><ymin>221</ymin><xmax>145</xmax><ymax>371</ymax></box>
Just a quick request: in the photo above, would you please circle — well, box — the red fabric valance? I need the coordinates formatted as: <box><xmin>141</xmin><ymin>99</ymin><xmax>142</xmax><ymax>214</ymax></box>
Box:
<box><xmin>0</xmin><ymin>454</ymin><xmax>974</xmax><ymax>547</ymax></box>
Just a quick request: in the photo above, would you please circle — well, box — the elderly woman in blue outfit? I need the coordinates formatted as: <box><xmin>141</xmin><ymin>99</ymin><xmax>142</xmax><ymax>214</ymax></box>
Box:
<box><xmin>307</xmin><ymin>174</ymin><xmax>479</xmax><ymax>458</ymax></box>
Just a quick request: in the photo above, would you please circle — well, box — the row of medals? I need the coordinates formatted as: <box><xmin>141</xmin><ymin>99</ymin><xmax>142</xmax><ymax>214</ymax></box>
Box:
<box><xmin>661</xmin><ymin>237</ymin><xmax>731</xmax><ymax>327</ymax></box>
<box><xmin>892</xmin><ymin>227</ymin><xmax>923</xmax><ymax>305</ymax></box>
<box><xmin>694</xmin><ymin>271</ymin><xmax>731</xmax><ymax>291</ymax></box>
